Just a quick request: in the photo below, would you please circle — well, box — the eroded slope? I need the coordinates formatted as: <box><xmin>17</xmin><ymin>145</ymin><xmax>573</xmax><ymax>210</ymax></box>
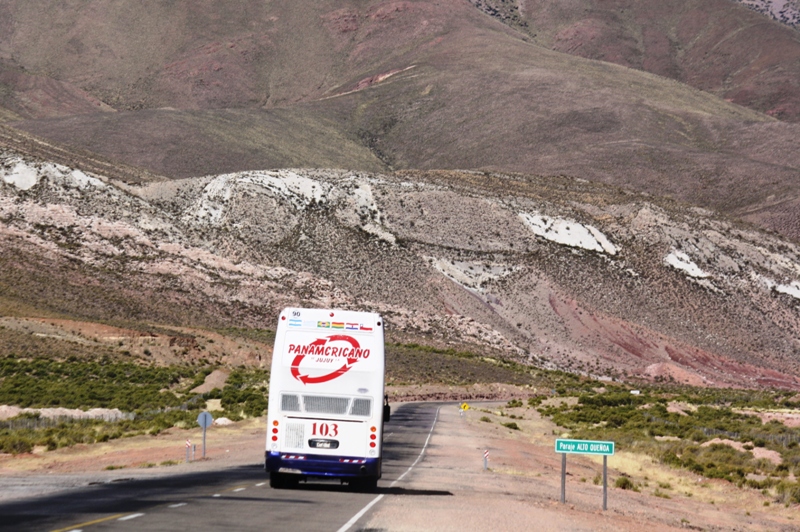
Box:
<box><xmin>2</xmin><ymin>153</ymin><xmax>799</xmax><ymax>389</ymax></box>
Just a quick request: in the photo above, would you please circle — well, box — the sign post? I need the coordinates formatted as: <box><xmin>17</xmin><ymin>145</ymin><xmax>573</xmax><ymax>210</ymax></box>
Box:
<box><xmin>197</xmin><ymin>411</ymin><xmax>213</xmax><ymax>459</ymax></box>
<box><xmin>603</xmin><ymin>455</ymin><xmax>608</xmax><ymax>510</ymax></box>
<box><xmin>555</xmin><ymin>438</ymin><xmax>614</xmax><ymax>510</ymax></box>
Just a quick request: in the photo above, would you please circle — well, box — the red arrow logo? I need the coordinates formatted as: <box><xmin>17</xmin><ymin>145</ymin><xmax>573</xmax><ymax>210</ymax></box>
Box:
<box><xmin>290</xmin><ymin>335</ymin><xmax>362</xmax><ymax>384</ymax></box>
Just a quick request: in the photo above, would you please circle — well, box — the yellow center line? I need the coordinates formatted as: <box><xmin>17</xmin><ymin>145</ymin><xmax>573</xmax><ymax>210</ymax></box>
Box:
<box><xmin>50</xmin><ymin>513</ymin><xmax>127</xmax><ymax>532</ymax></box>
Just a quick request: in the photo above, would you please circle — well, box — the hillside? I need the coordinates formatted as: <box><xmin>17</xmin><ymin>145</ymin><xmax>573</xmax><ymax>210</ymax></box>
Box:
<box><xmin>0</xmin><ymin>1</ymin><xmax>799</xmax><ymax>393</ymax></box>
<box><xmin>0</xmin><ymin>1</ymin><xmax>798</xmax><ymax>243</ymax></box>
<box><xmin>2</xmin><ymin>150</ymin><xmax>800</xmax><ymax>390</ymax></box>
<box><xmin>473</xmin><ymin>0</ymin><xmax>800</xmax><ymax>121</ymax></box>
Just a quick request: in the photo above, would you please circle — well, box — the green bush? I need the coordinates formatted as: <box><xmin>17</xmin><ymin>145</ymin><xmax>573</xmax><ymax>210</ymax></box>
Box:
<box><xmin>1</xmin><ymin>436</ymin><xmax>33</xmax><ymax>454</ymax></box>
<box><xmin>243</xmin><ymin>395</ymin><xmax>267</xmax><ymax>417</ymax></box>
<box><xmin>615</xmin><ymin>476</ymin><xmax>634</xmax><ymax>490</ymax></box>
<box><xmin>527</xmin><ymin>396</ymin><xmax>544</xmax><ymax>408</ymax></box>
<box><xmin>502</xmin><ymin>422</ymin><xmax>520</xmax><ymax>431</ymax></box>
<box><xmin>776</xmin><ymin>481</ymin><xmax>800</xmax><ymax>504</ymax></box>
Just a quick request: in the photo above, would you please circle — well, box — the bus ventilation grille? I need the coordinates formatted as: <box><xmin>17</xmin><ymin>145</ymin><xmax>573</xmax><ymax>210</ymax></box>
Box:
<box><xmin>349</xmin><ymin>398</ymin><xmax>372</xmax><ymax>416</ymax></box>
<box><xmin>281</xmin><ymin>394</ymin><xmax>301</xmax><ymax>412</ymax></box>
<box><xmin>303</xmin><ymin>396</ymin><xmax>349</xmax><ymax>415</ymax></box>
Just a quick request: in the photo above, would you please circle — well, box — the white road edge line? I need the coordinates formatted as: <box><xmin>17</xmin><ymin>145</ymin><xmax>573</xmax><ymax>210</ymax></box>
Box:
<box><xmin>256</xmin><ymin>482</ymin><xmax>266</xmax><ymax>487</ymax></box>
<box><xmin>117</xmin><ymin>513</ymin><xmax>144</xmax><ymax>521</ymax></box>
<box><xmin>168</xmin><ymin>503</ymin><xmax>187</xmax><ymax>508</ymax></box>
<box><xmin>336</xmin><ymin>406</ymin><xmax>441</xmax><ymax>532</ymax></box>
<box><xmin>233</xmin><ymin>488</ymin><xmax>246</xmax><ymax>492</ymax></box>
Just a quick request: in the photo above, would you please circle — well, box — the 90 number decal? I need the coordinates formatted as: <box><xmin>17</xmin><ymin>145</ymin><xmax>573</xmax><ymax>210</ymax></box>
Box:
<box><xmin>311</xmin><ymin>422</ymin><xmax>339</xmax><ymax>437</ymax></box>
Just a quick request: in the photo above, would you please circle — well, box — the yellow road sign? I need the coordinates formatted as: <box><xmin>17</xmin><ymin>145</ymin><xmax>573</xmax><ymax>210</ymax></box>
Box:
<box><xmin>461</xmin><ymin>403</ymin><xmax>470</xmax><ymax>410</ymax></box>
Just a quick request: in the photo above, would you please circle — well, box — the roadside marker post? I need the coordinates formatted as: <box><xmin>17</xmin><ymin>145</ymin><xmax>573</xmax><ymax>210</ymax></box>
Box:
<box><xmin>185</xmin><ymin>439</ymin><xmax>191</xmax><ymax>463</ymax></box>
<box><xmin>197</xmin><ymin>411</ymin><xmax>214</xmax><ymax>459</ymax></box>
<box><xmin>483</xmin><ymin>449</ymin><xmax>489</xmax><ymax>470</ymax></box>
<box><xmin>555</xmin><ymin>438</ymin><xmax>614</xmax><ymax>511</ymax></box>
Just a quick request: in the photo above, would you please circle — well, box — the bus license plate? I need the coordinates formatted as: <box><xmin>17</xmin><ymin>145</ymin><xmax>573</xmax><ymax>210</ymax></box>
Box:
<box><xmin>309</xmin><ymin>439</ymin><xmax>339</xmax><ymax>449</ymax></box>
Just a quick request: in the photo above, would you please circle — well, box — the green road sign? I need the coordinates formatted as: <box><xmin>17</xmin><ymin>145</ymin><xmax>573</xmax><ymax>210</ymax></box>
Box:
<box><xmin>555</xmin><ymin>438</ymin><xmax>614</xmax><ymax>456</ymax></box>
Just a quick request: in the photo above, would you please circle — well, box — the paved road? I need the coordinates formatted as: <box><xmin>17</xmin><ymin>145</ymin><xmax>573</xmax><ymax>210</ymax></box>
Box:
<box><xmin>0</xmin><ymin>402</ymin><xmax>446</xmax><ymax>532</ymax></box>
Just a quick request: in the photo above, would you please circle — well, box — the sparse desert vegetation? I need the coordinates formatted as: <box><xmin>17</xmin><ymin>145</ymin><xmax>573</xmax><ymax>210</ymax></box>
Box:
<box><xmin>499</xmin><ymin>382</ymin><xmax>800</xmax><ymax>504</ymax></box>
<box><xmin>0</xmin><ymin>350</ymin><xmax>270</xmax><ymax>455</ymax></box>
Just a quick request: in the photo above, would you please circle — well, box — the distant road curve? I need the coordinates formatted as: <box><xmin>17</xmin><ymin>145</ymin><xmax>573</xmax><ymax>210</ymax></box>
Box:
<box><xmin>0</xmin><ymin>402</ymin><xmax>445</xmax><ymax>532</ymax></box>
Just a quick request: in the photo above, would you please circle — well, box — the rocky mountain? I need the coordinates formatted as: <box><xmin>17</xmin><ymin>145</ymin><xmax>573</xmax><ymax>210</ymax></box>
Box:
<box><xmin>2</xmin><ymin>150</ymin><xmax>799</xmax><ymax>389</ymax></box>
<box><xmin>0</xmin><ymin>1</ymin><xmax>799</xmax><ymax>244</ymax></box>
<box><xmin>1</xmin><ymin>2</ymin><xmax>800</xmax><ymax>391</ymax></box>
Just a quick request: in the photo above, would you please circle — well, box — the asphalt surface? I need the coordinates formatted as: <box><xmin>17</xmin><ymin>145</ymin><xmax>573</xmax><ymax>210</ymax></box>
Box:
<box><xmin>0</xmin><ymin>402</ymin><xmax>446</xmax><ymax>532</ymax></box>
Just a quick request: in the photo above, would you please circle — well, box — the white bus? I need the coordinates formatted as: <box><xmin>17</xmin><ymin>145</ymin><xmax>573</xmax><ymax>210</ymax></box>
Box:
<box><xmin>265</xmin><ymin>308</ymin><xmax>389</xmax><ymax>491</ymax></box>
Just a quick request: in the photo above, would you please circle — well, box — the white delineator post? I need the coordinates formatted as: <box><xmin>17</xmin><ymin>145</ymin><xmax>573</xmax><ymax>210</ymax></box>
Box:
<box><xmin>185</xmin><ymin>439</ymin><xmax>191</xmax><ymax>463</ymax></box>
<box><xmin>483</xmin><ymin>449</ymin><xmax>489</xmax><ymax>470</ymax></box>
